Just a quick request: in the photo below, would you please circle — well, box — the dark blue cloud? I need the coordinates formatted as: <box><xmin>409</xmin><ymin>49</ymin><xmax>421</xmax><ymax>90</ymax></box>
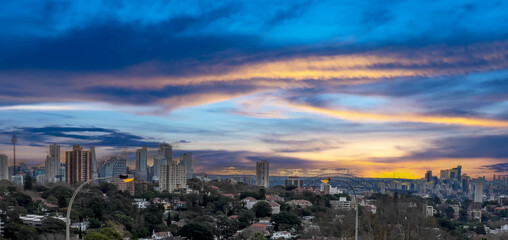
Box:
<box><xmin>1</xmin><ymin>126</ymin><xmax>160</xmax><ymax>147</ymax></box>
<box><xmin>481</xmin><ymin>163</ymin><xmax>508</xmax><ymax>173</ymax></box>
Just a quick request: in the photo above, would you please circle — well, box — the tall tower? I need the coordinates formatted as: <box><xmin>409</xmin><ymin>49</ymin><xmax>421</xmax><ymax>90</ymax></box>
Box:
<box><xmin>45</xmin><ymin>144</ymin><xmax>60</xmax><ymax>183</ymax></box>
<box><xmin>65</xmin><ymin>145</ymin><xmax>92</xmax><ymax>185</ymax></box>
<box><xmin>474</xmin><ymin>182</ymin><xmax>483</xmax><ymax>203</ymax></box>
<box><xmin>11</xmin><ymin>135</ymin><xmax>17</xmax><ymax>176</ymax></box>
<box><xmin>256</xmin><ymin>160</ymin><xmax>269</xmax><ymax>188</ymax></box>
<box><xmin>136</xmin><ymin>146</ymin><xmax>148</xmax><ymax>181</ymax></box>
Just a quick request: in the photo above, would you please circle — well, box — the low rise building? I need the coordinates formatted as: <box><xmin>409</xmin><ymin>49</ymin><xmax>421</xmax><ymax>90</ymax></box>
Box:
<box><xmin>288</xmin><ymin>200</ymin><xmax>312</xmax><ymax>208</ymax></box>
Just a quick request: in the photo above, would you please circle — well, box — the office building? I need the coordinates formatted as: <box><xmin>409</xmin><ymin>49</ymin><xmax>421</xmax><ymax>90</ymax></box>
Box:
<box><xmin>45</xmin><ymin>144</ymin><xmax>60</xmax><ymax>183</ymax></box>
<box><xmin>0</xmin><ymin>154</ymin><xmax>8</xmax><ymax>180</ymax></box>
<box><xmin>285</xmin><ymin>176</ymin><xmax>303</xmax><ymax>188</ymax></box>
<box><xmin>425</xmin><ymin>170</ymin><xmax>432</xmax><ymax>182</ymax></box>
<box><xmin>440</xmin><ymin>170</ymin><xmax>450</xmax><ymax>179</ymax></box>
<box><xmin>256</xmin><ymin>160</ymin><xmax>269</xmax><ymax>188</ymax></box>
<box><xmin>474</xmin><ymin>182</ymin><xmax>483</xmax><ymax>203</ymax></box>
<box><xmin>180</xmin><ymin>152</ymin><xmax>193</xmax><ymax>179</ymax></box>
<box><xmin>159</xmin><ymin>143</ymin><xmax>173</xmax><ymax>161</ymax></box>
<box><xmin>100</xmin><ymin>156</ymin><xmax>127</xmax><ymax>178</ymax></box>
<box><xmin>152</xmin><ymin>143</ymin><xmax>173</xmax><ymax>180</ymax></box>
<box><xmin>450</xmin><ymin>165</ymin><xmax>462</xmax><ymax>181</ymax></box>
<box><xmin>136</xmin><ymin>146</ymin><xmax>148</xmax><ymax>181</ymax></box>
<box><xmin>65</xmin><ymin>145</ymin><xmax>92</xmax><ymax>185</ymax></box>
<box><xmin>159</xmin><ymin>161</ymin><xmax>187</xmax><ymax>192</ymax></box>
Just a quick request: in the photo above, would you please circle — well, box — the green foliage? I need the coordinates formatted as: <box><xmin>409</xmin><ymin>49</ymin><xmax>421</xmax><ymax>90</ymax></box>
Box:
<box><xmin>248</xmin><ymin>232</ymin><xmax>267</xmax><ymax>240</ymax></box>
<box><xmin>39</xmin><ymin>218</ymin><xmax>66</xmax><ymax>233</ymax></box>
<box><xmin>238</xmin><ymin>210</ymin><xmax>255</xmax><ymax>229</ymax></box>
<box><xmin>85</xmin><ymin>227</ymin><xmax>122</xmax><ymax>240</ymax></box>
<box><xmin>4</xmin><ymin>221</ymin><xmax>39</xmax><ymax>240</ymax></box>
<box><xmin>8</xmin><ymin>192</ymin><xmax>32</xmax><ymax>207</ymax></box>
<box><xmin>271</xmin><ymin>211</ymin><xmax>301</xmax><ymax>231</ymax></box>
<box><xmin>89</xmin><ymin>218</ymin><xmax>101</xmax><ymax>228</ymax></box>
<box><xmin>32</xmin><ymin>184</ymin><xmax>49</xmax><ymax>192</ymax></box>
<box><xmin>178</xmin><ymin>223</ymin><xmax>214</xmax><ymax>240</ymax></box>
<box><xmin>258</xmin><ymin>188</ymin><xmax>266</xmax><ymax>200</ymax></box>
<box><xmin>24</xmin><ymin>175</ymin><xmax>33</xmax><ymax>190</ymax></box>
<box><xmin>253</xmin><ymin>201</ymin><xmax>272</xmax><ymax>218</ymax></box>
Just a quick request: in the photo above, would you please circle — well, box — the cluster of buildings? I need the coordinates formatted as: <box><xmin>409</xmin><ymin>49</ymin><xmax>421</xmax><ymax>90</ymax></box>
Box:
<box><xmin>0</xmin><ymin>135</ymin><xmax>194</xmax><ymax>194</ymax></box>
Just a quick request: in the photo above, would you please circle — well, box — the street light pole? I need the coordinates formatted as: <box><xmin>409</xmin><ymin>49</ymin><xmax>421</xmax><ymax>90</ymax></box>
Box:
<box><xmin>323</xmin><ymin>178</ymin><xmax>359</xmax><ymax>240</ymax></box>
<box><xmin>66</xmin><ymin>175</ymin><xmax>133</xmax><ymax>240</ymax></box>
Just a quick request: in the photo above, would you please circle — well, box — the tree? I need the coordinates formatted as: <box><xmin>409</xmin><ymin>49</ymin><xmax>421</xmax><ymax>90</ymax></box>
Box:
<box><xmin>271</xmin><ymin>211</ymin><xmax>301</xmax><ymax>231</ymax></box>
<box><xmin>249</xmin><ymin>232</ymin><xmax>267</xmax><ymax>240</ymax></box>
<box><xmin>24</xmin><ymin>175</ymin><xmax>33</xmax><ymax>190</ymax></box>
<box><xmin>85</xmin><ymin>227</ymin><xmax>122</xmax><ymax>240</ymax></box>
<box><xmin>258</xmin><ymin>188</ymin><xmax>266</xmax><ymax>200</ymax></box>
<box><xmin>253</xmin><ymin>201</ymin><xmax>272</xmax><ymax>218</ymax></box>
<box><xmin>40</xmin><ymin>218</ymin><xmax>66</xmax><ymax>233</ymax></box>
<box><xmin>238</xmin><ymin>210</ymin><xmax>255</xmax><ymax>229</ymax></box>
<box><xmin>178</xmin><ymin>223</ymin><xmax>214</xmax><ymax>240</ymax></box>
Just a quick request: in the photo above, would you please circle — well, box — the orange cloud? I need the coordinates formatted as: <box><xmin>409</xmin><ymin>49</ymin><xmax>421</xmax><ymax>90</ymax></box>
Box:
<box><xmin>287</xmin><ymin>103</ymin><xmax>508</xmax><ymax>128</ymax></box>
<box><xmin>79</xmin><ymin>40</ymin><xmax>508</xmax><ymax>89</ymax></box>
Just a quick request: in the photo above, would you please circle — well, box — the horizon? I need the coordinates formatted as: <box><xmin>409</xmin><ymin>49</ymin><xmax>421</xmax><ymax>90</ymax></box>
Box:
<box><xmin>1</xmin><ymin>1</ymin><xmax>508</xmax><ymax>180</ymax></box>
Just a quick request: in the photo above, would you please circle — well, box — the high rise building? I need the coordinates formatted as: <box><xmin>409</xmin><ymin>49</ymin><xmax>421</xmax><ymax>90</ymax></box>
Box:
<box><xmin>450</xmin><ymin>165</ymin><xmax>462</xmax><ymax>181</ymax></box>
<box><xmin>179</xmin><ymin>152</ymin><xmax>193</xmax><ymax>179</ymax></box>
<box><xmin>0</xmin><ymin>154</ymin><xmax>8</xmax><ymax>180</ymax></box>
<box><xmin>474</xmin><ymin>182</ymin><xmax>483</xmax><ymax>203</ymax></box>
<box><xmin>65</xmin><ymin>145</ymin><xmax>92</xmax><ymax>185</ymax></box>
<box><xmin>136</xmin><ymin>146</ymin><xmax>148</xmax><ymax>181</ymax></box>
<box><xmin>152</xmin><ymin>154</ymin><xmax>167</xmax><ymax>181</ymax></box>
<box><xmin>440</xmin><ymin>170</ymin><xmax>450</xmax><ymax>179</ymax></box>
<box><xmin>90</xmin><ymin>146</ymin><xmax>97</xmax><ymax>179</ymax></box>
<box><xmin>256</xmin><ymin>160</ymin><xmax>269</xmax><ymax>188</ymax></box>
<box><xmin>159</xmin><ymin>161</ymin><xmax>187</xmax><ymax>192</ymax></box>
<box><xmin>45</xmin><ymin>144</ymin><xmax>60</xmax><ymax>183</ymax></box>
<box><xmin>100</xmin><ymin>156</ymin><xmax>127</xmax><ymax>178</ymax></box>
<box><xmin>159</xmin><ymin>143</ymin><xmax>173</xmax><ymax>161</ymax></box>
<box><xmin>425</xmin><ymin>170</ymin><xmax>432</xmax><ymax>182</ymax></box>
<box><xmin>152</xmin><ymin>143</ymin><xmax>172</xmax><ymax>180</ymax></box>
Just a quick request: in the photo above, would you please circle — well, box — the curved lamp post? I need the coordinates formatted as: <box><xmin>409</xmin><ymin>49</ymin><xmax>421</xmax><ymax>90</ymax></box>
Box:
<box><xmin>66</xmin><ymin>174</ymin><xmax>134</xmax><ymax>240</ymax></box>
<box><xmin>322</xmin><ymin>178</ymin><xmax>359</xmax><ymax>240</ymax></box>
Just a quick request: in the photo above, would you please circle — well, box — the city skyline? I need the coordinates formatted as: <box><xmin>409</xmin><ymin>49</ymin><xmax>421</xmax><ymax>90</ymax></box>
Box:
<box><xmin>1</xmin><ymin>1</ymin><xmax>508</xmax><ymax>179</ymax></box>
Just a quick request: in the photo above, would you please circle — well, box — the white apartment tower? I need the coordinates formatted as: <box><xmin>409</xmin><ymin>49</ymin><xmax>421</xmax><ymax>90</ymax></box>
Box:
<box><xmin>474</xmin><ymin>182</ymin><xmax>483</xmax><ymax>203</ymax></box>
<box><xmin>180</xmin><ymin>152</ymin><xmax>193</xmax><ymax>179</ymax></box>
<box><xmin>45</xmin><ymin>144</ymin><xmax>60</xmax><ymax>183</ymax></box>
<box><xmin>0</xmin><ymin>154</ymin><xmax>8</xmax><ymax>180</ymax></box>
<box><xmin>256</xmin><ymin>160</ymin><xmax>269</xmax><ymax>188</ymax></box>
<box><xmin>159</xmin><ymin>161</ymin><xmax>187</xmax><ymax>192</ymax></box>
<box><xmin>136</xmin><ymin>146</ymin><xmax>148</xmax><ymax>181</ymax></box>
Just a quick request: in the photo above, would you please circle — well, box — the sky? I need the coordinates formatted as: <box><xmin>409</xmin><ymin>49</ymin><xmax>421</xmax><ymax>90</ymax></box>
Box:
<box><xmin>1</xmin><ymin>0</ymin><xmax>508</xmax><ymax>179</ymax></box>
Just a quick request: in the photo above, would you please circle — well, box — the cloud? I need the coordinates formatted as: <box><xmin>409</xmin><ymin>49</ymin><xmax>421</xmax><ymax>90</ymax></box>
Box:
<box><xmin>372</xmin><ymin>134</ymin><xmax>508</xmax><ymax>163</ymax></box>
<box><xmin>0</xmin><ymin>126</ymin><xmax>160</xmax><ymax>147</ymax></box>
<box><xmin>285</xmin><ymin>101</ymin><xmax>508</xmax><ymax>128</ymax></box>
<box><xmin>481</xmin><ymin>163</ymin><xmax>508</xmax><ymax>173</ymax></box>
<box><xmin>261</xmin><ymin>137</ymin><xmax>342</xmax><ymax>153</ymax></box>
